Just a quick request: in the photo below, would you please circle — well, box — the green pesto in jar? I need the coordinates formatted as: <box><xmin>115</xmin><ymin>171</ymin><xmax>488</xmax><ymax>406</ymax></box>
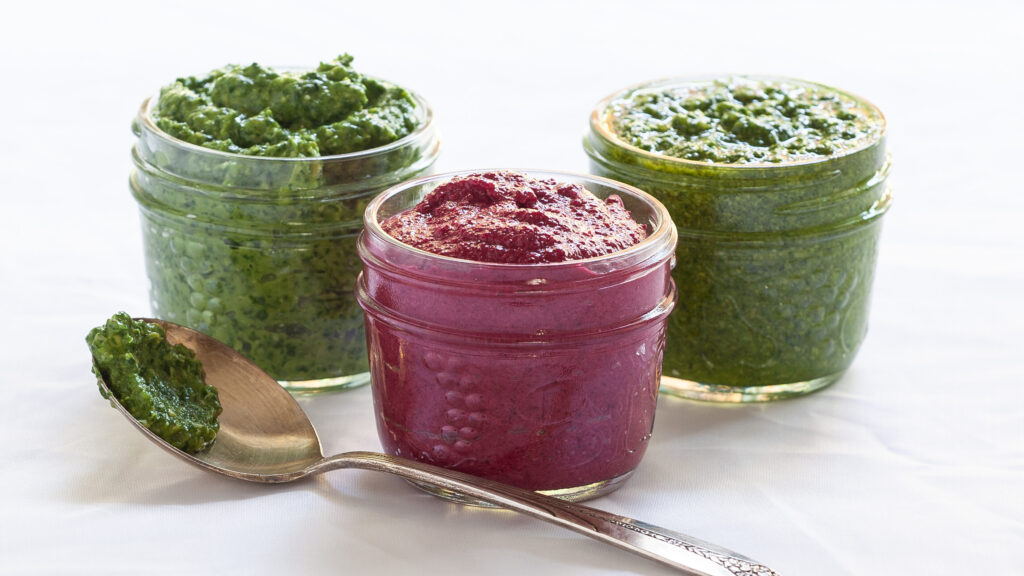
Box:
<box><xmin>608</xmin><ymin>77</ymin><xmax>881</xmax><ymax>165</ymax></box>
<box><xmin>132</xmin><ymin>56</ymin><xmax>437</xmax><ymax>386</ymax></box>
<box><xmin>153</xmin><ymin>54</ymin><xmax>419</xmax><ymax>157</ymax></box>
<box><xmin>87</xmin><ymin>313</ymin><xmax>221</xmax><ymax>453</ymax></box>
<box><xmin>586</xmin><ymin>76</ymin><xmax>890</xmax><ymax>397</ymax></box>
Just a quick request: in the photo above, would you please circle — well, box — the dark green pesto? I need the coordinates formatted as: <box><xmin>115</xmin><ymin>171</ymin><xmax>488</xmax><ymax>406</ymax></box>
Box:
<box><xmin>87</xmin><ymin>313</ymin><xmax>221</xmax><ymax>453</ymax></box>
<box><xmin>153</xmin><ymin>54</ymin><xmax>418</xmax><ymax>157</ymax></box>
<box><xmin>586</xmin><ymin>77</ymin><xmax>890</xmax><ymax>394</ymax></box>
<box><xmin>609</xmin><ymin>77</ymin><xmax>880</xmax><ymax>164</ymax></box>
<box><xmin>132</xmin><ymin>57</ymin><xmax>437</xmax><ymax>385</ymax></box>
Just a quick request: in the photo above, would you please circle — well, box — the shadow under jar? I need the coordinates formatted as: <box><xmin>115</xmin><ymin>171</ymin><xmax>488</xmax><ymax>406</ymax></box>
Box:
<box><xmin>130</xmin><ymin>92</ymin><xmax>439</xmax><ymax>392</ymax></box>
<box><xmin>356</xmin><ymin>170</ymin><xmax>677</xmax><ymax>502</ymax></box>
<box><xmin>585</xmin><ymin>76</ymin><xmax>892</xmax><ymax>402</ymax></box>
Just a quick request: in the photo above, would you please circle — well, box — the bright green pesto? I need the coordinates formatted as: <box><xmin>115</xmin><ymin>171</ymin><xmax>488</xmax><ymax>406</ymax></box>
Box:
<box><xmin>132</xmin><ymin>56</ymin><xmax>436</xmax><ymax>386</ymax></box>
<box><xmin>608</xmin><ymin>77</ymin><xmax>880</xmax><ymax>164</ymax></box>
<box><xmin>153</xmin><ymin>54</ymin><xmax>419</xmax><ymax>157</ymax></box>
<box><xmin>87</xmin><ymin>313</ymin><xmax>221</xmax><ymax>453</ymax></box>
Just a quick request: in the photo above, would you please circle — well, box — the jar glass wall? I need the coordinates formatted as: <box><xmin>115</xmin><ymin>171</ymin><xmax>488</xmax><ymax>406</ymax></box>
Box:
<box><xmin>131</xmin><ymin>92</ymin><xmax>439</xmax><ymax>392</ymax></box>
<box><xmin>585</xmin><ymin>77</ymin><xmax>891</xmax><ymax>402</ymax></box>
<box><xmin>356</xmin><ymin>170</ymin><xmax>677</xmax><ymax>502</ymax></box>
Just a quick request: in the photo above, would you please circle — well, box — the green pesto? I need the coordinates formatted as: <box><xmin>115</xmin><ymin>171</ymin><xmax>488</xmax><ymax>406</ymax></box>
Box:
<box><xmin>153</xmin><ymin>54</ymin><xmax>418</xmax><ymax>157</ymax></box>
<box><xmin>586</xmin><ymin>77</ymin><xmax>890</xmax><ymax>390</ymax></box>
<box><xmin>609</xmin><ymin>77</ymin><xmax>881</xmax><ymax>164</ymax></box>
<box><xmin>132</xmin><ymin>56</ymin><xmax>435</xmax><ymax>384</ymax></box>
<box><xmin>87</xmin><ymin>313</ymin><xmax>221</xmax><ymax>453</ymax></box>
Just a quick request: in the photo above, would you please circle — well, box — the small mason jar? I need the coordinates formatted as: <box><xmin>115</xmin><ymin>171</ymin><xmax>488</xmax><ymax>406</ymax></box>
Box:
<box><xmin>356</xmin><ymin>170</ymin><xmax>677</xmax><ymax>502</ymax></box>
<box><xmin>130</xmin><ymin>91</ymin><xmax>439</xmax><ymax>392</ymax></box>
<box><xmin>585</xmin><ymin>76</ymin><xmax>892</xmax><ymax>402</ymax></box>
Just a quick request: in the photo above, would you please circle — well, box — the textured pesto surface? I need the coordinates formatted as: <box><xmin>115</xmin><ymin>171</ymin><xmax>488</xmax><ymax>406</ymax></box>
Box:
<box><xmin>380</xmin><ymin>171</ymin><xmax>647</xmax><ymax>263</ymax></box>
<box><xmin>153</xmin><ymin>55</ymin><xmax>418</xmax><ymax>157</ymax></box>
<box><xmin>133</xmin><ymin>56</ymin><xmax>435</xmax><ymax>383</ymax></box>
<box><xmin>87</xmin><ymin>313</ymin><xmax>221</xmax><ymax>453</ymax></box>
<box><xmin>587</xmin><ymin>80</ymin><xmax>890</xmax><ymax>387</ymax></box>
<box><xmin>608</xmin><ymin>77</ymin><xmax>881</xmax><ymax>164</ymax></box>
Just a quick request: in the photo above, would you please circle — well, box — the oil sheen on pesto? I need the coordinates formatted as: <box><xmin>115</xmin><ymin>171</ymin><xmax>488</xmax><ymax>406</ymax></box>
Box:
<box><xmin>153</xmin><ymin>54</ymin><xmax>418</xmax><ymax>157</ymax></box>
<box><xmin>87</xmin><ymin>313</ymin><xmax>221</xmax><ymax>453</ymax></box>
<box><xmin>608</xmin><ymin>77</ymin><xmax>881</xmax><ymax>164</ymax></box>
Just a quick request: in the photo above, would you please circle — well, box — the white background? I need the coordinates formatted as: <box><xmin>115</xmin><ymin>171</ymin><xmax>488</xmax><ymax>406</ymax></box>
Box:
<box><xmin>1</xmin><ymin>1</ymin><xmax>1022</xmax><ymax>574</ymax></box>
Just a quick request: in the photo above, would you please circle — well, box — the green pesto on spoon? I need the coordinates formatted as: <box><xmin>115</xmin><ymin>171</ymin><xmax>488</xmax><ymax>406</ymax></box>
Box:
<box><xmin>92</xmin><ymin>317</ymin><xmax>780</xmax><ymax>576</ymax></box>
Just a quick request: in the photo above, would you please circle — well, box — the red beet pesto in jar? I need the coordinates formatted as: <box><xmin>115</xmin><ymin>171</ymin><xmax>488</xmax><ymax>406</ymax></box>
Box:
<box><xmin>357</xmin><ymin>170</ymin><xmax>677</xmax><ymax>501</ymax></box>
<box><xmin>380</xmin><ymin>171</ymin><xmax>647</xmax><ymax>263</ymax></box>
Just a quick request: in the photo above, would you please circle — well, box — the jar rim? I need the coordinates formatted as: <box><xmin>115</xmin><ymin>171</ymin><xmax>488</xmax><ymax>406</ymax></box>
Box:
<box><xmin>589</xmin><ymin>74</ymin><xmax>887</xmax><ymax>170</ymax></box>
<box><xmin>135</xmin><ymin>81</ymin><xmax>435</xmax><ymax>164</ymax></box>
<box><xmin>362</xmin><ymin>168</ymin><xmax>677</xmax><ymax>270</ymax></box>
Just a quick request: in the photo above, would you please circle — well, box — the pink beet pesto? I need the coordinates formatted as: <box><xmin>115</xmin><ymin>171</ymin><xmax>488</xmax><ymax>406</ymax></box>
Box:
<box><xmin>357</xmin><ymin>171</ymin><xmax>677</xmax><ymax>499</ymax></box>
<box><xmin>380</xmin><ymin>171</ymin><xmax>647</xmax><ymax>263</ymax></box>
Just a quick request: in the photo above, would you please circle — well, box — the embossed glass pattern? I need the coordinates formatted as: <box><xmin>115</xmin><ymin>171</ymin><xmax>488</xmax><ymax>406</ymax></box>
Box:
<box><xmin>585</xmin><ymin>77</ymin><xmax>892</xmax><ymax>402</ymax></box>
<box><xmin>356</xmin><ymin>170</ymin><xmax>677</xmax><ymax>500</ymax></box>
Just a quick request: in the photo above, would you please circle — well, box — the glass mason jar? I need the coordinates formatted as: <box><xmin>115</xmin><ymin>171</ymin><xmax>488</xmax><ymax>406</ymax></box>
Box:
<box><xmin>585</xmin><ymin>77</ymin><xmax>892</xmax><ymax>402</ymax></box>
<box><xmin>130</xmin><ymin>91</ymin><xmax>439</xmax><ymax>392</ymax></box>
<box><xmin>356</xmin><ymin>170</ymin><xmax>677</xmax><ymax>502</ymax></box>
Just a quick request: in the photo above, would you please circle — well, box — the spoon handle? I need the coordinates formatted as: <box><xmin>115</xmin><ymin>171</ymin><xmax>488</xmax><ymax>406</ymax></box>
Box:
<box><xmin>314</xmin><ymin>451</ymin><xmax>780</xmax><ymax>576</ymax></box>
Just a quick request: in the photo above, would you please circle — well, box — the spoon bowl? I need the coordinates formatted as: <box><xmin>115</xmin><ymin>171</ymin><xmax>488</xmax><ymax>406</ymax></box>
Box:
<box><xmin>94</xmin><ymin>318</ymin><xmax>780</xmax><ymax>576</ymax></box>
<box><xmin>100</xmin><ymin>319</ymin><xmax>325</xmax><ymax>481</ymax></box>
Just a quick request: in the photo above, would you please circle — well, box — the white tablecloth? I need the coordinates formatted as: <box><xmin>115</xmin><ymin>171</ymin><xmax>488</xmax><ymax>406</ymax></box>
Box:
<box><xmin>2</xmin><ymin>1</ymin><xmax>1021</xmax><ymax>574</ymax></box>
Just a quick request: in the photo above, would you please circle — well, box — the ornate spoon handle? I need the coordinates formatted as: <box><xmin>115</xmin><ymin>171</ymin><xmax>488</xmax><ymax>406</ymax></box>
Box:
<box><xmin>311</xmin><ymin>451</ymin><xmax>781</xmax><ymax>576</ymax></box>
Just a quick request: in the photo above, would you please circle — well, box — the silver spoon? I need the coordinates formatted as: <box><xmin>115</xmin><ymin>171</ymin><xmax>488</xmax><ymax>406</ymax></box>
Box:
<box><xmin>93</xmin><ymin>318</ymin><xmax>780</xmax><ymax>576</ymax></box>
